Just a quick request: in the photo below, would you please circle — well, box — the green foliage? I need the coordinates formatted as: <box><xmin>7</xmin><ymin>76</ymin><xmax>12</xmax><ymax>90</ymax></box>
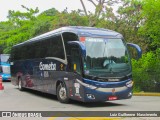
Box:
<box><xmin>140</xmin><ymin>0</ymin><xmax>160</xmax><ymax>51</ymax></box>
<box><xmin>7</xmin><ymin>5</ymin><xmax>39</xmax><ymax>22</ymax></box>
<box><xmin>30</xmin><ymin>8</ymin><xmax>59</xmax><ymax>37</ymax></box>
<box><xmin>0</xmin><ymin>6</ymin><xmax>40</xmax><ymax>53</ymax></box>
<box><xmin>116</xmin><ymin>0</ymin><xmax>146</xmax><ymax>51</ymax></box>
<box><xmin>132</xmin><ymin>51</ymin><xmax>160</xmax><ymax>92</ymax></box>
<box><xmin>1</xmin><ymin>21</ymin><xmax>32</xmax><ymax>53</ymax></box>
<box><xmin>51</xmin><ymin>10</ymin><xmax>88</xmax><ymax>29</ymax></box>
<box><xmin>0</xmin><ymin>7</ymin><xmax>89</xmax><ymax>53</ymax></box>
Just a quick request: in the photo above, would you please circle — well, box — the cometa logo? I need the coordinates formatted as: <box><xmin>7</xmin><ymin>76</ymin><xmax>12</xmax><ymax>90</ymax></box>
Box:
<box><xmin>39</xmin><ymin>62</ymin><xmax>56</xmax><ymax>71</ymax></box>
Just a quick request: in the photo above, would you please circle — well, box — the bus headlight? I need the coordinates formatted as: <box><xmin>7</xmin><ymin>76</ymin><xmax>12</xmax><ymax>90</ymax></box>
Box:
<box><xmin>126</xmin><ymin>81</ymin><xmax>133</xmax><ymax>88</ymax></box>
<box><xmin>87</xmin><ymin>94</ymin><xmax>95</xmax><ymax>99</ymax></box>
<box><xmin>76</xmin><ymin>79</ymin><xmax>97</xmax><ymax>89</ymax></box>
<box><xmin>128</xmin><ymin>92</ymin><xmax>132</xmax><ymax>97</ymax></box>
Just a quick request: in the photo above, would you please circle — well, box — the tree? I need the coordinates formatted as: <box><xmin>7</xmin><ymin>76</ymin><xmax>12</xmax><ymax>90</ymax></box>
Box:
<box><xmin>7</xmin><ymin>5</ymin><xmax>39</xmax><ymax>27</ymax></box>
<box><xmin>140</xmin><ymin>0</ymin><xmax>160</xmax><ymax>51</ymax></box>
<box><xmin>111</xmin><ymin>0</ymin><xmax>148</xmax><ymax>52</ymax></box>
<box><xmin>0</xmin><ymin>6</ymin><xmax>39</xmax><ymax>53</ymax></box>
<box><xmin>30</xmin><ymin>8</ymin><xmax>59</xmax><ymax>37</ymax></box>
<box><xmin>0</xmin><ymin>7</ymin><xmax>89</xmax><ymax>53</ymax></box>
<box><xmin>51</xmin><ymin>10</ymin><xmax>88</xmax><ymax>29</ymax></box>
<box><xmin>80</xmin><ymin>0</ymin><xmax>119</xmax><ymax>26</ymax></box>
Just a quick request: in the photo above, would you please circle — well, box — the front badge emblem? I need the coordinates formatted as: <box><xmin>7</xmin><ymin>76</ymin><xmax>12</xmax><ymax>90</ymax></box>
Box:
<box><xmin>112</xmin><ymin>88</ymin><xmax>115</xmax><ymax>95</ymax></box>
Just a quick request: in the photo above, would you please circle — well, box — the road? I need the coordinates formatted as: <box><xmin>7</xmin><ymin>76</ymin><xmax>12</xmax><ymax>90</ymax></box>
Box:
<box><xmin>0</xmin><ymin>82</ymin><xmax>160</xmax><ymax>120</ymax></box>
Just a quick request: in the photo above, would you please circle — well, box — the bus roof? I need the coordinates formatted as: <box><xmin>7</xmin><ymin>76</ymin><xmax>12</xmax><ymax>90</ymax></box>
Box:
<box><xmin>0</xmin><ymin>54</ymin><xmax>10</xmax><ymax>57</ymax></box>
<box><xmin>14</xmin><ymin>26</ymin><xmax>123</xmax><ymax>47</ymax></box>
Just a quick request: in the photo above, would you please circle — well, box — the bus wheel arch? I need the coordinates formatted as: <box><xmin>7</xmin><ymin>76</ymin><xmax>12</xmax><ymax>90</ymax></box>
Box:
<box><xmin>56</xmin><ymin>80</ymin><xmax>70</xmax><ymax>103</ymax></box>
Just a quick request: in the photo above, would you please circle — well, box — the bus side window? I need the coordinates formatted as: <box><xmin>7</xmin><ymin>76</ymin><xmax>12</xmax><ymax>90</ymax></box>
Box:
<box><xmin>71</xmin><ymin>48</ymin><xmax>82</xmax><ymax>75</ymax></box>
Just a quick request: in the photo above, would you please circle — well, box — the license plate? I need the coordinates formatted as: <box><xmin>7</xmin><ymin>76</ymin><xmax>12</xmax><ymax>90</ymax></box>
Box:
<box><xmin>108</xmin><ymin>96</ymin><xmax>117</xmax><ymax>100</ymax></box>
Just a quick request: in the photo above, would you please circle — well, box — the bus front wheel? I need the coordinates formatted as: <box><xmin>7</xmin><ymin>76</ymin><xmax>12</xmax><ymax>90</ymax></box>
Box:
<box><xmin>57</xmin><ymin>83</ymin><xmax>69</xmax><ymax>103</ymax></box>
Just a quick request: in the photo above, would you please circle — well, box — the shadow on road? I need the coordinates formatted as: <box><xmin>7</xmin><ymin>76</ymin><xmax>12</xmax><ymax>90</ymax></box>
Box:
<box><xmin>70</xmin><ymin>100</ymin><xmax>125</xmax><ymax>108</ymax></box>
<box><xmin>17</xmin><ymin>88</ymin><xmax>125</xmax><ymax>108</ymax></box>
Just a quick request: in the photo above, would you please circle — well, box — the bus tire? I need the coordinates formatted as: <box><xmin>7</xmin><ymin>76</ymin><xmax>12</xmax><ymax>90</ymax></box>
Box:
<box><xmin>57</xmin><ymin>83</ymin><xmax>69</xmax><ymax>103</ymax></box>
<box><xmin>18</xmin><ymin>79</ymin><xmax>24</xmax><ymax>91</ymax></box>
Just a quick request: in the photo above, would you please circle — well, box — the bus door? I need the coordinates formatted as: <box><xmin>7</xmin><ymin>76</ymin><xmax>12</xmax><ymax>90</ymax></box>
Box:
<box><xmin>67</xmin><ymin>41</ymin><xmax>86</xmax><ymax>101</ymax></box>
<box><xmin>71</xmin><ymin>48</ymin><xmax>82</xmax><ymax>74</ymax></box>
<box><xmin>68</xmin><ymin>41</ymin><xmax>86</xmax><ymax>75</ymax></box>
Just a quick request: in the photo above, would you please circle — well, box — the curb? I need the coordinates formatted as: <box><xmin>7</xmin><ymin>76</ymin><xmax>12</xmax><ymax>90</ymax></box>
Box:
<box><xmin>133</xmin><ymin>92</ymin><xmax>160</xmax><ymax>96</ymax></box>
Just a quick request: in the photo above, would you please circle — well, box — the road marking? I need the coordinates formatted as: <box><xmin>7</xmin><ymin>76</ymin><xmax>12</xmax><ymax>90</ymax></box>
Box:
<box><xmin>48</xmin><ymin>117</ymin><xmax>121</xmax><ymax>120</ymax></box>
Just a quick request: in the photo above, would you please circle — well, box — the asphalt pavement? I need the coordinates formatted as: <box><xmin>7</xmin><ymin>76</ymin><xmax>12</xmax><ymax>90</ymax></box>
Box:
<box><xmin>0</xmin><ymin>82</ymin><xmax>160</xmax><ymax>120</ymax></box>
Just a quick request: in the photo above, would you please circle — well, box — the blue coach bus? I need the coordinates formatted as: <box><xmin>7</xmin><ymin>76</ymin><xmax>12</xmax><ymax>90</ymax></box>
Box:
<box><xmin>0</xmin><ymin>54</ymin><xmax>11</xmax><ymax>81</ymax></box>
<box><xmin>10</xmin><ymin>26</ymin><xmax>141</xmax><ymax>103</ymax></box>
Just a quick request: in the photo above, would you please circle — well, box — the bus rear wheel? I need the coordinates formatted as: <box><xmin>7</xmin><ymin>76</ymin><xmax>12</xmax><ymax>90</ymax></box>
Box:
<box><xmin>57</xmin><ymin>83</ymin><xmax>69</xmax><ymax>103</ymax></box>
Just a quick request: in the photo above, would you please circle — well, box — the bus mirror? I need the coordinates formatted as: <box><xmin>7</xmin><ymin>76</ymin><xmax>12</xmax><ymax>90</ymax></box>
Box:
<box><xmin>127</xmin><ymin>43</ymin><xmax>142</xmax><ymax>60</ymax></box>
<box><xmin>74</xmin><ymin>64</ymin><xmax>77</xmax><ymax>71</ymax></box>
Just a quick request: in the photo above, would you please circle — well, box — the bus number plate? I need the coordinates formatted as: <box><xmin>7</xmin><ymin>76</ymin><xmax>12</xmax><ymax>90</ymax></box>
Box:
<box><xmin>108</xmin><ymin>96</ymin><xmax>117</xmax><ymax>100</ymax></box>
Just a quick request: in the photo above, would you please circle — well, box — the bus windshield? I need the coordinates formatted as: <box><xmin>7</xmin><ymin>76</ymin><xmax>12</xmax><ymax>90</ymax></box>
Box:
<box><xmin>83</xmin><ymin>37</ymin><xmax>131</xmax><ymax>78</ymax></box>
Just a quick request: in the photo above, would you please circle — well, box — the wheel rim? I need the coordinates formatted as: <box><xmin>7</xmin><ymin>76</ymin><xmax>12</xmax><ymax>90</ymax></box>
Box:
<box><xmin>59</xmin><ymin>86</ymin><xmax>67</xmax><ymax>100</ymax></box>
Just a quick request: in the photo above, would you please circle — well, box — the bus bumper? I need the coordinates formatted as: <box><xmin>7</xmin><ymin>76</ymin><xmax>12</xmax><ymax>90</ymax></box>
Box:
<box><xmin>1</xmin><ymin>74</ymin><xmax>11</xmax><ymax>81</ymax></box>
<box><xmin>82</xmin><ymin>79</ymin><xmax>133</xmax><ymax>102</ymax></box>
<box><xmin>83</xmin><ymin>87</ymin><xmax>132</xmax><ymax>102</ymax></box>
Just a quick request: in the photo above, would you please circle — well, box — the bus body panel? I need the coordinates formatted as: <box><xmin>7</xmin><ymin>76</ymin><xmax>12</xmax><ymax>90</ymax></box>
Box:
<box><xmin>11</xmin><ymin>58</ymin><xmax>66</xmax><ymax>90</ymax></box>
<box><xmin>11</xmin><ymin>58</ymin><xmax>87</xmax><ymax>102</ymax></box>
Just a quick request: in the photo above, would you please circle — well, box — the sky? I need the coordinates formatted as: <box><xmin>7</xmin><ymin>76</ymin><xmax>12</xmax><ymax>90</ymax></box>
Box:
<box><xmin>0</xmin><ymin>0</ymin><xmax>96</xmax><ymax>22</ymax></box>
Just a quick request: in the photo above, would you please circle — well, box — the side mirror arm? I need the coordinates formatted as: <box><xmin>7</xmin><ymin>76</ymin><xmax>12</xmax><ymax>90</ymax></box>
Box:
<box><xmin>127</xmin><ymin>43</ymin><xmax>142</xmax><ymax>59</ymax></box>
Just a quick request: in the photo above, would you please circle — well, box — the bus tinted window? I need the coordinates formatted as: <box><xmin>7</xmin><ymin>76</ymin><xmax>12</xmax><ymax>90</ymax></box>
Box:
<box><xmin>46</xmin><ymin>35</ymin><xmax>65</xmax><ymax>59</ymax></box>
<box><xmin>62</xmin><ymin>32</ymin><xmax>78</xmax><ymax>55</ymax></box>
<box><xmin>12</xmin><ymin>34</ymin><xmax>65</xmax><ymax>60</ymax></box>
<box><xmin>13</xmin><ymin>47</ymin><xmax>21</xmax><ymax>60</ymax></box>
<box><xmin>34</xmin><ymin>40</ymin><xmax>46</xmax><ymax>58</ymax></box>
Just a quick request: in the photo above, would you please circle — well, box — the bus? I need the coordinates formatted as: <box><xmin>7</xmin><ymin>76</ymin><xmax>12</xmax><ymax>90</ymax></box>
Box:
<box><xmin>0</xmin><ymin>54</ymin><xmax>11</xmax><ymax>81</ymax></box>
<box><xmin>10</xmin><ymin>26</ymin><xmax>141</xmax><ymax>103</ymax></box>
